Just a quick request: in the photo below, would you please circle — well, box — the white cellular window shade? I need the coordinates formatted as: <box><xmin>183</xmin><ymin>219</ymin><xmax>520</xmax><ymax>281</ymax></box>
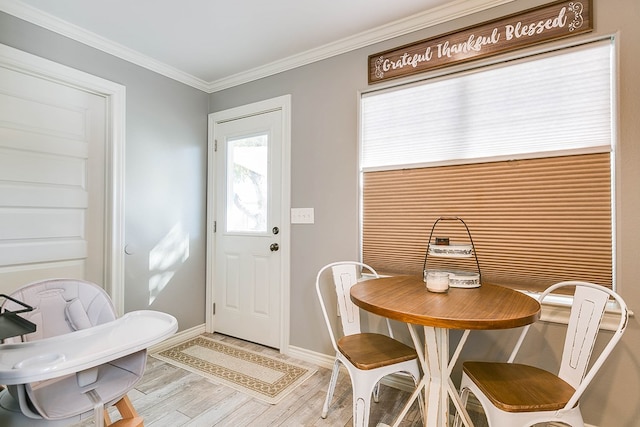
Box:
<box><xmin>360</xmin><ymin>39</ymin><xmax>615</xmax><ymax>293</ymax></box>
<box><xmin>361</xmin><ymin>40</ymin><xmax>613</xmax><ymax>170</ymax></box>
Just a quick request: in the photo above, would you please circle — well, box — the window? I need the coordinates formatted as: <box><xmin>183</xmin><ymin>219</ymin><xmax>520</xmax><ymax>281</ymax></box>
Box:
<box><xmin>360</xmin><ymin>39</ymin><xmax>614</xmax><ymax>293</ymax></box>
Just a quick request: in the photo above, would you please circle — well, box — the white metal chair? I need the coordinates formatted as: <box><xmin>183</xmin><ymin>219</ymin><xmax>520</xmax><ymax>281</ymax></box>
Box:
<box><xmin>315</xmin><ymin>261</ymin><xmax>422</xmax><ymax>427</ymax></box>
<box><xmin>0</xmin><ymin>279</ymin><xmax>157</xmax><ymax>426</ymax></box>
<box><xmin>456</xmin><ymin>281</ymin><xmax>629</xmax><ymax>427</ymax></box>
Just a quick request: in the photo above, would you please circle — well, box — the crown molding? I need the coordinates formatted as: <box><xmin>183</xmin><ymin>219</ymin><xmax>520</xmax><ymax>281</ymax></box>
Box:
<box><xmin>2</xmin><ymin>0</ymin><xmax>514</xmax><ymax>94</ymax></box>
<box><xmin>207</xmin><ymin>0</ymin><xmax>515</xmax><ymax>92</ymax></box>
<box><xmin>0</xmin><ymin>0</ymin><xmax>210</xmax><ymax>91</ymax></box>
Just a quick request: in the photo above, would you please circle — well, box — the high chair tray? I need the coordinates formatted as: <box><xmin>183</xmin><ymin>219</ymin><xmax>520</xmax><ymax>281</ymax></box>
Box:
<box><xmin>0</xmin><ymin>310</ymin><xmax>177</xmax><ymax>384</ymax></box>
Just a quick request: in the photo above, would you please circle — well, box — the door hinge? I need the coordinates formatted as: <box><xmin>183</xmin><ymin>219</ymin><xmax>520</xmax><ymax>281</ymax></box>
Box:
<box><xmin>214</xmin><ymin>221</ymin><xmax>217</xmax><ymax>233</ymax></box>
<box><xmin>214</xmin><ymin>139</ymin><xmax>218</xmax><ymax>152</ymax></box>
<box><xmin>213</xmin><ymin>303</ymin><xmax>215</xmax><ymax>315</ymax></box>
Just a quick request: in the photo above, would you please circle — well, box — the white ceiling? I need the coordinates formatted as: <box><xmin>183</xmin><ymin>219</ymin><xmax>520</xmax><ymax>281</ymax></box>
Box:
<box><xmin>2</xmin><ymin>0</ymin><xmax>512</xmax><ymax>92</ymax></box>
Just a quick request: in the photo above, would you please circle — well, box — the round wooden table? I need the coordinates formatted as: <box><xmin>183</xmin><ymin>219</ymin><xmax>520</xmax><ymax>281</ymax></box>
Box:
<box><xmin>350</xmin><ymin>275</ymin><xmax>541</xmax><ymax>427</ymax></box>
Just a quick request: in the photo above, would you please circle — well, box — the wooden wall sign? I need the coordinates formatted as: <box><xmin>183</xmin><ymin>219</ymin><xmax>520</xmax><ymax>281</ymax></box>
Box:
<box><xmin>368</xmin><ymin>0</ymin><xmax>592</xmax><ymax>84</ymax></box>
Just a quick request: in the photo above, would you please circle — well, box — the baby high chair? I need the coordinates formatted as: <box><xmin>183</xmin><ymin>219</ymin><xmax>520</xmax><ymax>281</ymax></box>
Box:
<box><xmin>0</xmin><ymin>278</ymin><xmax>178</xmax><ymax>426</ymax></box>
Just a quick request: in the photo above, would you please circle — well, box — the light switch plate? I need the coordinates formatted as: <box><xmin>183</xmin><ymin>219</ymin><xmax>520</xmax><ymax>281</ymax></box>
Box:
<box><xmin>291</xmin><ymin>208</ymin><xmax>314</xmax><ymax>224</ymax></box>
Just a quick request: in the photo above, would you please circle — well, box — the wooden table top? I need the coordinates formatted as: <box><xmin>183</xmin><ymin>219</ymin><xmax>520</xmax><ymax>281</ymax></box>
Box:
<box><xmin>351</xmin><ymin>275</ymin><xmax>541</xmax><ymax>330</ymax></box>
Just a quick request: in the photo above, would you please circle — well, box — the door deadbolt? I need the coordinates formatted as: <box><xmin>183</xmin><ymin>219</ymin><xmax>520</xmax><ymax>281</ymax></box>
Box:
<box><xmin>270</xmin><ymin>243</ymin><xmax>279</xmax><ymax>252</ymax></box>
<box><xmin>272</xmin><ymin>226</ymin><xmax>279</xmax><ymax>235</ymax></box>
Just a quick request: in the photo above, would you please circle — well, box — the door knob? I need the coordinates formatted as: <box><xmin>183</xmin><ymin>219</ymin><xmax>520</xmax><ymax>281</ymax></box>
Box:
<box><xmin>270</xmin><ymin>243</ymin><xmax>279</xmax><ymax>252</ymax></box>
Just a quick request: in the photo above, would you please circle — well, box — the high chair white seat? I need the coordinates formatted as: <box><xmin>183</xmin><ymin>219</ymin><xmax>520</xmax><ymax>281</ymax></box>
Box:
<box><xmin>0</xmin><ymin>279</ymin><xmax>178</xmax><ymax>426</ymax></box>
<box><xmin>315</xmin><ymin>261</ymin><xmax>421</xmax><ymax>427</ymax></box>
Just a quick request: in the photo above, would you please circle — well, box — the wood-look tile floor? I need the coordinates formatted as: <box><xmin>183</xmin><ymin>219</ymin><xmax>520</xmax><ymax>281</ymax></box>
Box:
<box><xmin>78</xmin><ymin>333</ymin><xmax>426</xmax><ymax>427</ymax></box>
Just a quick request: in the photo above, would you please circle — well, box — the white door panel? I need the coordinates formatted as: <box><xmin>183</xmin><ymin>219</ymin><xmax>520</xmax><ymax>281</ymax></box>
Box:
<box><xmin>0</xmin><ymin>67</ymin><xmax>90</xmax><ymax>137</ymax></box>
<box><xmin>0</xmin><ymin>147</ymin><xmax>87</xmax><ymax>184</ymax></box>
<box><xmin>218</xmin><ymin>238</ymin><xmax>278</xmax><ymax>335</ymax></box>
<box><xmin>0</xmin><ymin>208</ymin><xmax>85</xmax><ymax>239</ymax></box>
<box><xmin>0</xmin><ymin>240</ymin><xmax>87</xmax><ymax>266</ymax></box>
<box><xmin>0</xmin><ymin>127</ymin><xmax>89</xmax><ymax>157</ymax></box>
<box><xmin>0</xmin><ymin>180</ymin><xmax>87</xmax><ymax>208</ymax></box>
<box><xmin>0</xmin><ymin>63</ymin><xmax>106</xmax><ymax>295</ymax></box>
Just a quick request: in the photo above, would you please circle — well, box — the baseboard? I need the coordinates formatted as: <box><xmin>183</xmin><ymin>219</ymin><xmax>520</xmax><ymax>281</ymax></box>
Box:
<box><xmin>148</xmin><ymin>323</ymin><xmax>206</xmax><ymax>353</ymax></box>
<box><xmin>287</xmin><ymin>344</ymin><xmax>335</xmax><ymax>369</ymax></box>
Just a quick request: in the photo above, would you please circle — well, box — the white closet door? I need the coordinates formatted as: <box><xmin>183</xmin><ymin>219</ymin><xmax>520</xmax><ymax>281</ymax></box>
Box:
<box><xmin>0</xmin><ymin>65</ymin><xmax>106</xmax><ymax>294</ymax></box>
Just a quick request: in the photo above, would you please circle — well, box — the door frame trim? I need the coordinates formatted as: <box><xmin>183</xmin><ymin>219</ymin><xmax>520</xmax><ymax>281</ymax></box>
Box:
<box><xmin>0</xmin><ymin>43</ymin><xmax>126</xmax><ymax>314</ymax></box>
<box><xmin>206</xmin><ymin>95</ymin><xmax>291</xmax><ymax>352</ymax></box>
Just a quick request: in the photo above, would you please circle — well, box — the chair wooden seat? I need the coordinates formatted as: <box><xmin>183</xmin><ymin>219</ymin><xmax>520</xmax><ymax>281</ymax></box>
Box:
<box><xmin>462</xmin><ymin>361</ymin><xmax>576</xmax><ymax>412</ymax></box>
<box><xmin>455</xmin><ymin>281</ymin><xmax>629</xmax><ymax>427</ymax></box>
<box><xmin>338</xmin><ymin>332</ymin><xmax>418</xmax><ymax>370</ymax></box>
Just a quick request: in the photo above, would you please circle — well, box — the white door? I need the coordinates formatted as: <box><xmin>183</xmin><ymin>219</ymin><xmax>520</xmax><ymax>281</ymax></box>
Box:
<box><xmin>0</xmin><ymin>61</ymin><xmax>107</xmax><ymax>295</ymax></box>
<box><xmin>209</xmin><ymin>99</ymin><xmax>289</xmax><ymax>349</ymax></box>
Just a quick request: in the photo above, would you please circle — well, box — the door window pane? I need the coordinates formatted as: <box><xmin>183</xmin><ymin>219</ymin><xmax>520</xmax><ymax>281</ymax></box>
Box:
<box><xmin>226</xmin><ymin>134</ymin><xmax>268</xmax><ymax>232</ymax></box>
